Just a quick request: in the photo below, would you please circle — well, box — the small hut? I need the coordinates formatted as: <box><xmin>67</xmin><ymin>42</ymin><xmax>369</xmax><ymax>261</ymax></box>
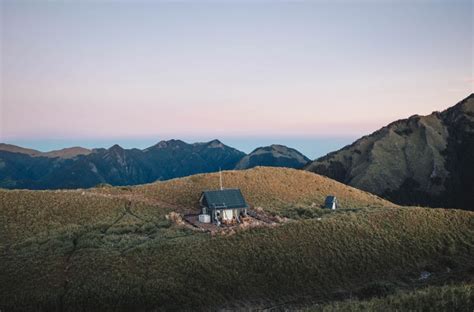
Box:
<box><xmin>324</xmin><ymin>196</ymin><xmax>338</xmax><ymax>210</ymax></box>
<box><xmin>199</xmin><ymin>189</ymin><xmax>249</xmax><ymax>225</ymax></box>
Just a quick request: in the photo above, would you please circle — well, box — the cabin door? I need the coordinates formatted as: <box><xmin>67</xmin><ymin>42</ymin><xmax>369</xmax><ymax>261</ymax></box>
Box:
<box><xmin>222</xmin><ymin>209</ymin><xmax>233</xmax><ymax>221</ymax></box>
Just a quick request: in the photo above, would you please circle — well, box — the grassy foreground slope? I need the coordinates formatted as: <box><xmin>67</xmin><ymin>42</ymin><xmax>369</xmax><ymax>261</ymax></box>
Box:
<box><xmin>0</xmin><ymin>167</ymin><xmax>473</xmax><ymax>310</ymax></box>
<box><xmin>312</xmin><ymin>283</ymin><xmax>474</xmax><ymax>312</ymax></box>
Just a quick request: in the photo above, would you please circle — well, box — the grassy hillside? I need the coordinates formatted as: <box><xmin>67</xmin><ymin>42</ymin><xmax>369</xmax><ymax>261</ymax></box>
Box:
<box><xmin>1</xmin><ymin>167</ymin><xmax>473</xmax><ymax>311</ymax></box>
<box><xmin>311</xmin><ymin>283</ymin><xmax>474</xmax><ymax>312</ymax></box>
<box><xmin>0</xmin><ymin>167</ymin><xmax>393</xmax><ymax>245</ymax></box>
<box><xmin>132</xmin><ymin>166</ymin><xmax>394</xmax><ymax>210</ymax></box>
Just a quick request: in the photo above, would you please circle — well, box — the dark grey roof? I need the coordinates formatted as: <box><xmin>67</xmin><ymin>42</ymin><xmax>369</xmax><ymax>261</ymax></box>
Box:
<box><xmin>201</xmin><ymin>189</ymin><xmax>248</xmax><ymax>210</ymax></box>
<box><xmin>325</xmin><ymin>196</ymin><xmax>337</xmax><ymax>205</ymax></box>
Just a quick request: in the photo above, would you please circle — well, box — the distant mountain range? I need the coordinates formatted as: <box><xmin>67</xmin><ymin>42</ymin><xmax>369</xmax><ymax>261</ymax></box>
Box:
<box><xmin>0</xmin><ymin>140</ymin><xmax>308</xmax><ymax>189</ymax></box>
<box><xmin>0</xmin><ymin>144</ymin><xmax>92</xmax><ymax>159</ymax></box>
<box><xmin>2</xmin><ymin>94</ymin><xmax>473</xmax><ymax>210</ymax></box>
<box><xmin>306</xmin><ymin>94</ymin><xmax>474</xmax><ymax>210</ymax></box>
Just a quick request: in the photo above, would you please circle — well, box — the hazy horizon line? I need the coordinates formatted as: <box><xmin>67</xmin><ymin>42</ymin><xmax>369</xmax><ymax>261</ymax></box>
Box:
<box><xmin>0</xmin><ymin>135</ymin><xmax>360</xmax><ymax>159</ymax></box>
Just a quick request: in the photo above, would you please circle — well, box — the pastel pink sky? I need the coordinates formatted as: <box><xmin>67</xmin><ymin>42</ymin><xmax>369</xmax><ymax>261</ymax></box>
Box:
<box><xmin>1</xmin><ymin>1</ymin><xmax>473</xmax><ymax>142</ymax></box>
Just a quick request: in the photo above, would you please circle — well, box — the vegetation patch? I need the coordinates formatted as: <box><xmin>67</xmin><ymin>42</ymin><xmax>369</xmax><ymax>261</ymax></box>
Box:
<box><xmin>310</xmin><ymin>283</ymin><xmax>474</xmax><ymax>312</ymax></box>
<box><xmin>0</xmin><ymin>168</ymin><xmax>472</xmax><ymax>310</ymax></box>
<box><xmin>1</xmin><ymin>200</ymin><xmax>473</xmax><ymax>310</ymax></box>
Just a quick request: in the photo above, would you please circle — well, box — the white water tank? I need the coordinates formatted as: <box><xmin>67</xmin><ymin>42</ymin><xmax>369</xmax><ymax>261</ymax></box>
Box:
<box><xmin>198</xmin><ymin>214</ymin><xmax>211</xmax><ymax>223</ymax></box>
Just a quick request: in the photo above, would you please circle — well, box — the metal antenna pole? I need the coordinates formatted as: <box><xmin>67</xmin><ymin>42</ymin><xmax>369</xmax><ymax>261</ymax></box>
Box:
<box><xmin>219</xmin><ymin>168</ymin><xmax>223</xmax><ymax>190</ymax></box>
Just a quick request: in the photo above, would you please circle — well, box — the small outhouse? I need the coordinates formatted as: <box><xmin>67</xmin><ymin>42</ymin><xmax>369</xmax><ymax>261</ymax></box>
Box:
<box><xmin>324</xmin><ymin>196</ymin><xmax>338</xmax><ymax>210</ymax></box>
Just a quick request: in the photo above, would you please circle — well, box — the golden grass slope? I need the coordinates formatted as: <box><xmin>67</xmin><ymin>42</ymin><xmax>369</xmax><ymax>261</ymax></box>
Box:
<box><xmin>0</xmin><ymin>190</ymin><xmax>174</xmax><ymax>247</ymax></box>
<box><xmin>0</xmin><ymin>167</ymin><xmax>394</xmax><ymax>246</ymax></box>
<box><xmin>131</xmin><ymin>166</ymin><xmax>395</xmax><ymax>210</ymax></box>
<box><xmin>0</xmin><ymin>168</ymin><xmax>389</xmax><ymax>241</ymax></box>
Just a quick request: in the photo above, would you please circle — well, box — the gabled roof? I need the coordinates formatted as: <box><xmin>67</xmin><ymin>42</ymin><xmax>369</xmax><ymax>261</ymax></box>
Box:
<box><xmin>201</xmin><ymin>189</ymin><xmax>248</xmax><ymax>210</ymax></box>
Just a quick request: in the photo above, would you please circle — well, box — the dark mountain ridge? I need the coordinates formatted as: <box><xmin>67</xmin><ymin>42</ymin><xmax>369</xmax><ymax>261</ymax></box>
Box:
<box><xmin>305</xmin><ymin>94</ymin><xmax>474</xmax><ymax>210</ymax></box>
<box><xmin>235</xmin><ymin>144</ymin><xmax>309</xmax><ymax>169</ymax></box>
<box><xmin>0</xmin><ymin>140</ymin><xmax>309</xmax><ymax>190</ymax></box>
<box><xmin>0</xmin><ymin>143</ymin><xmax>91</xmax><ymax>158</ymax></box>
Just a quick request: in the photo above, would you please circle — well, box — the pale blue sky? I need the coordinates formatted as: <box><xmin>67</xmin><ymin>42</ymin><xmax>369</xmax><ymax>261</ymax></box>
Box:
<box><xmin>1</xmin><ymin>0</ymin><xmax>472</xmax><ymax>158</ymax></box>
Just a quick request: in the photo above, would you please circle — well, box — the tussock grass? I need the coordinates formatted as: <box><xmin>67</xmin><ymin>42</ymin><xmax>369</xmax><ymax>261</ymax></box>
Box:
<box><xmin>0</xmin><ymin>190</ymin><xmax>174</xmax><ymax>247</ymax></box>
<box><xmin>310</xmin><ymin>283</ymin><xmax>474</xmax><ymax>312</ymax></box>
<box><xmin>1</xmin><ymin>205</ymin><xmax>473</xmax><ymax>310</ymax></box>
<box><xmin>1</xmin><ymin>167</ymin><xmax>392</xmax><ymax>247</ymax></box>
<box><xmin>0</xmin><ymin>167</ymin><xmax>473</xmax><ymax>310</ymax></box>
<box><xmin>131</xmin><ymin>167</ymin><xmax>395</xmax><ymax>210</ymax></box>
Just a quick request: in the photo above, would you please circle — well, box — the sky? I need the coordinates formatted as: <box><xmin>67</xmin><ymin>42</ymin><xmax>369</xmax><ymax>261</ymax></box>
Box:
<box><xmin>1</xmin><ymin>0</ymin><xmax>473</xmax><ymax>158</ymax></box>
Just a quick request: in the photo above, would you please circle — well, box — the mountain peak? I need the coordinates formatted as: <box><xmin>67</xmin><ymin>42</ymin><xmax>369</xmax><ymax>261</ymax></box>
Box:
<box><xmin>305</xmin><ymin>93</ymin><xmax>474</xmax><ymax>210</ymax></box>
<box><xmin>268</xmin><ymin>144</ymin><xmax>290</xmax><ymax>151</ymax></box>
<box><xmin>235</xmin><ymin>144</ymin><xmax>309</xmax><ymax>170</ymax></box>
<box><xmin>449</xmin><ymin>93</ymin><xmax>474</xmax><ymax>113</ymax></box>
<box><xmin>0</xmin><ymin>143</ymin><xmax>43</xmax><ymax>156</ymax></box>
<box><xmin>0</xmin><ymin>144</ymin><xmax>90</xmax><ymax>159</ymax></box>
<box><xmin>43</xmin><ymin>147</ymin><xmax>91</xmax><ymax>159</ymax></box>
<box><xmin>109</xmin><ymin>144</ymin><xmax>124</xmax><ymax>152</ymax></box>
<box><xmin>150</xmin><ymin>139</ymin><xmax>187</xmax><ymax>150</ymax></box>
<box><xmin>206</xmin><ymin>139</ymin><xmax>224</xmax><ymax>148</ymax></box>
